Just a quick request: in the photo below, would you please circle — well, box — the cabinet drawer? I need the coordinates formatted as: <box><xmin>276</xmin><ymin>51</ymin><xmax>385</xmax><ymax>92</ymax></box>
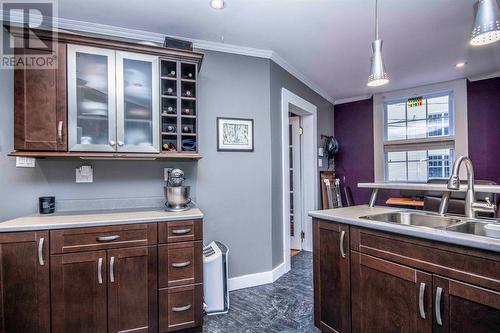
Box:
<box><xmin>159</xmin><ymin>241</ymin><xmax>203</xmax><ymax>288</ymax></box>
<box><xmin>158</xmin><ymin>220</ymin><xmax>202</xmax><ymax>243</ymax></box>
<box><xmin>350</xmin><ymin>226</ymin><xmax>500</xmax><ymax>291</ymax></box>
<box><xmin>50</xmin><ymin>223</ymin><xmax>157</xmax><ymax>254</ymax></box>
<box><xmin>159</xmin><ymin>284</ymin><xmax>203</xmax><ymax>332</ymax></box>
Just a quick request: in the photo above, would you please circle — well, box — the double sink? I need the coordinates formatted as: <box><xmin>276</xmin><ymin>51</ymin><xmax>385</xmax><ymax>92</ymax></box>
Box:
<box><xmin>360</xmin><ymin>211</ymin><xmax>500</xmax><ymax>239</ymax></box>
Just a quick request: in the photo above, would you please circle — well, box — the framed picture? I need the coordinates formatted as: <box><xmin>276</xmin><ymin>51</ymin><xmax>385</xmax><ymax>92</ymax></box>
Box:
<box><xmin>217</xmin><ymin>117</ymin><xmax>254</xmax><ymax>152</ymax></box>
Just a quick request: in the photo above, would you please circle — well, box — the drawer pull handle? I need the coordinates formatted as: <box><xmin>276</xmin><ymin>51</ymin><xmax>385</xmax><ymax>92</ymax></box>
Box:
<box><xmin>172</xmin><ymin>228</ymin><xmax>191</xmax><ymax>235</ymax></box>
<box><xmin>172</xmin><ymin>304</ymin><xmax>191</xmax><ymax>312</ymax></box>
<box><xmin>97</xmin><ymin>235</ymin><xmax>120</xmax><ymax>242</ymax></box>
<box><xmin>418</xmin><ymin>282</ymin><xmax>426</xmax><ymax>319</ymax></box>
<box><xmin>110</xmin><ymin>256</ymin><xmax>115</xmax><ymax>283</ymax></box>
<box><xmin>435</xmin><ymin>287</ymin><xmax>443</xmax><ymax>326</ymax></box>
<box><xmin>57</xmin><ymin>121</ymin><xmax>63</xmax><ymax>145</ymax></box>
<box><xmin>38</xmin><ymin>237</ymin><xmax>45</xmax><ymax>266</ymax></box>
<box><xmin>172</xmin><ymin>261</ymin><xmax>191</xmax><ymax>268</ymax></box>
<box><xmin>340</xmin><ymin>230</ymin><xmax>346</xmax><ymax>259</ymax></box>
<box><xmin>97</xmin><ymin>257</ymin><xmax>103</xmax><ymax>285</ymax></box>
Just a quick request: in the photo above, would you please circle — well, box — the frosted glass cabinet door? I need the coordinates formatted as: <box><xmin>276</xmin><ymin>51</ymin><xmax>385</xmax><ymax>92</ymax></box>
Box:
<box><xmin>116</xmin><ymin>52</ymin><xmax>159</xmax><ymax>153</ymax></box>
<box><xmin>67</xmin><ymin>45</ymin><xmax>116</xmax><ymax>152</ymax></box>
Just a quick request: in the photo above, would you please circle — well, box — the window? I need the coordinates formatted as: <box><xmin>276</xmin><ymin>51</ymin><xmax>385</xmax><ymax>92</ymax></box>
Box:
<box><xmin>384</xmin><ymin>93</ymin><xmax>454</xmax><ymax>182</ymax></box>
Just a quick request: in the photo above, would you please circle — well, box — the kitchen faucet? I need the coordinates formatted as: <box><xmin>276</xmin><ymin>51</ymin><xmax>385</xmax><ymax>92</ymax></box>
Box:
<box><xmin>446</xmin><ymin>156</ymin><xmax>496</xmax><ymax>218</ymax></box>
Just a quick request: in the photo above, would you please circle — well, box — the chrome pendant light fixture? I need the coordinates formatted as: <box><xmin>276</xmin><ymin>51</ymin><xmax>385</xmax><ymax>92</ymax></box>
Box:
<box><xmin>470</xmin><ymin>0</ymin><xmax>500</xmax><ymax>46</ymax></box>
<box><xmin>367</xmin><ymin>0</ymin><xmax>389</xmax><ymax>87</ymax></box>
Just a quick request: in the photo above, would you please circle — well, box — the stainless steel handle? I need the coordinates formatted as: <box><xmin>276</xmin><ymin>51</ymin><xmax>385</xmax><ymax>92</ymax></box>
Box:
<box><xmin>418</xmin><ymin>282</ymin><xmax>426</xmax><ymax>319</ymax></box>
<box><xmin>109</xmin><ymin>140</ymin><xmax>116</xmax><ymax>146</ymax></box>
<box><xmin>57</xmin><ymin>121</ymin><xmax>63</xmax><ymax>144</ymax></box>
<box><xmin>435</xmin><ymin>287</ymin><xmax>443</xmax><ymax>326</ymax></box>
<box><xmin>38</xmin><ymin>237</ymin><xmax>45</xmax><ymax>266</ymax></box>
<box><xmin>96</xmin><ymin>235</ymin><xmax>120</xmax><ymax>242</ymax></box>
<box><xmin>172</xmin><ymin>261</ymin><xmax>191</xmax><ymax>268</ymax></box>
<box><xmin>172</xmin><ymin>228</ymin><xmax>191</xmax><ymax>235</ymax></box>
<box><xmin>340</xmin><ymin>230</ymin><xmax>346</xmax><ymax>259</ymax></box>
<box><xmin>110</xmin><ymin>256</ymin><xmax>115</xmax><ymax>283</ymax></box>
<box><xmin>98</xmin><ymin>257</ymin><xmax>103</xmax><ymax>285</ymax></box>
<box><xmin>172</xmin><ymin>304</ymin><xmax>191</xmax><ymax>312</ymax></box>
<box><xmin>117</xmin><ymin>141</ymin><xmax>124</xmax><ymax>147</ymax></box>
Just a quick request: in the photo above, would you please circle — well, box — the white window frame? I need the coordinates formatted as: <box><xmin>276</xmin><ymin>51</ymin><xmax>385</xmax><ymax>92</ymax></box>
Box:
<box><xmin>373</xmin><ymin>79</ymin><xmax>469</xmax><ymax>183</ymax></box>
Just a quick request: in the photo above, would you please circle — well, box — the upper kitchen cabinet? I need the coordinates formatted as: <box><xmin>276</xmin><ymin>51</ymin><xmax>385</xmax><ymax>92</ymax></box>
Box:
<box><xmin>68</xmin><ymin>45</ymin><xmax>159</xmax><ymax>153</ymax></box>
<box><xmin>10</xmin><ymin>29</ymin><xmax>203</xmax><ymax>159</ymax></box>
<box><xmin>14</xmin><ymin>43</ymin><xmax>67</xmax><ymax>151</ymax></box>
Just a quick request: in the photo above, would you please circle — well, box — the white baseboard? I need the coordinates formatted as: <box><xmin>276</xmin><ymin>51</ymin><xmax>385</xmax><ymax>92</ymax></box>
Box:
<box><xmin>228</xmin><ymin>262</ymin><xmax>288</xmax><ymax>291</ymax></box>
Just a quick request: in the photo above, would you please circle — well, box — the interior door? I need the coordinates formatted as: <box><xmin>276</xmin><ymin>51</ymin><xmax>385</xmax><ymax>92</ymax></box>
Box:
<box><xmin>289</xmin><ymin>116</ymin><xmax>302</xmax><ymax>250</ymax></box>
<box><xmin>0</xmin><ymin>232</ymin><xmax>50</xmax><ymax>333</ymax></box>
<box><xmin>67</xmin><ymin>44</ymin><xmax>116</xmax><ymax>152</ymax></box>
<box><xmin>51</xmin><ymin>251</ymin><xmax>107</xmax><ymax>333</ymax></box>
<box><xmin>313</xmin><ymin>219</ymin><xmax>350</xmax><ymax>333</ymax></box>
<box><xmin>350</xmin><ymin>252</ymin><xmax>432</xmax><ymax>333</ymax></box>
<box><xmin>433</xmin><ymin>275</ymin><xmax>500</xmax><ymax>333</ymax></box>
<box><xmin>108</xmin><ymin>246</ymin><xmax>158</xmax><ymax>333</ymax></box>
<box><xmin>116</xmin><ymin>51</ymin><xmax>160</xmax><ymax>153</ymax></box>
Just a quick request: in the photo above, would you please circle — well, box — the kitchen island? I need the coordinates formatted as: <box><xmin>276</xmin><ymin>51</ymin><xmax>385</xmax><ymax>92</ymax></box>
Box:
<box><xmin>309</xmin><ymin>205</ymin><xmax>500</xmax><ymax>333</ymax></box>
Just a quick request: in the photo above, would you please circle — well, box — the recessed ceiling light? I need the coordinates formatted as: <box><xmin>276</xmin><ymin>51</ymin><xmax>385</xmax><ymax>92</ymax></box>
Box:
<box><xmin>455</xmin><ymin>62</ymin><xmax>466</xmax><ymax>68</ymax></box>
<box><xmin>210</xmin><ymin>0</ymin><xmax>225</xmax><ymax>10</ymax></box>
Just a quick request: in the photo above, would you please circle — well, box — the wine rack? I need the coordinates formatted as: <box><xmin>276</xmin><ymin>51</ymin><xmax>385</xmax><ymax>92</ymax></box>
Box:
<box><xmin>160</xmin><ymin>60</ymin><xmax>198</xmax><ymax>153</ymax></box>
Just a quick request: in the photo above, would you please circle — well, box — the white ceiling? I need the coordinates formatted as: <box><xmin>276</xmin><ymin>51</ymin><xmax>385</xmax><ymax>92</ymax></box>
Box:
<box><xmin>58</xmin><ymin>0</ymin><xmax>500</xmax><ymax>102</ymax></box>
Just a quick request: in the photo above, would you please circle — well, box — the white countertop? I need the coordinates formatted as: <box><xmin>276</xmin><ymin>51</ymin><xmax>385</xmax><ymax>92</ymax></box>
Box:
<box><xmin>309</xmin><ymin>205</ymin><xmax>500</xmax><ymax>253</ymax></box>
<box><xmin>358</xmin><ymin>182</ymin><xmax>500</xmax><ymax>193</ymax></box>
<box><xmin>0</xmin><ymin>207</ymin><xmax>204</xmax><ymax>232</ymax></box>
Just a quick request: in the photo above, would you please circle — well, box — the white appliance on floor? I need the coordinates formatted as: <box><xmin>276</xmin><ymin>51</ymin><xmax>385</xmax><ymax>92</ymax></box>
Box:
<box><xmin>203</xmin><ymin>241</ymin><xmax>229</xmax><ymax>315</ymax></box>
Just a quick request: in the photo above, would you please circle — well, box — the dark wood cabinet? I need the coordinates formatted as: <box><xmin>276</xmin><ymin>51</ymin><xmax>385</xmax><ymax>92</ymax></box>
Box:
<box><xmin>159</xmin><ymin>241</ymin><xmax>203</xmax><ymax>288</ymax></box>
<box><xmin>14</xmin><ymin>43</ymin><xmax>67</xmax><ymax>151</ymax></box>
<box><xmin>51</xmin><ymin>250</ymin><xmax>108</xmax><ymax>333</ymax></box>
<box><xmin>108</xmin><ymin>246</ymin><xmax>158</xmax><ymax>333</ymax></box>
<box><xmin>433</xmin><ymin>275</ymin><xmax>500</xmax><ymax>333</ymax></box>
<box><xmin>313</xmin><ymin>219</ymin><xmax>351</xmax><ymax>333</ymax></box>
<box><xmin>0</xmin><ymin>231</ymin><xmax>50</xmax><ymax>333</ymax></box>
<box><xmin>159</xmin><ymin>284</ymin><xmax>203</xmax><ymax>332</ymax></box>
<box><xmin>350</xmin><ymin>252</ymin><xmax>432</xmax><ymax>333</ymax></box>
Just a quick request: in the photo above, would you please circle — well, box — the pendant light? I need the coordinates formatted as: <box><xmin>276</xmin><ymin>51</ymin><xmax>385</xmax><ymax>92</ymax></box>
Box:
<box><xmin>470</xmin><ymin>0</ymin><xmax>500</xmax><ymax>46</ymax></box>
<box><xmin>367</xmin><ymin>0</ymin><xmax>389</xmax><ymax>87</ymax></box>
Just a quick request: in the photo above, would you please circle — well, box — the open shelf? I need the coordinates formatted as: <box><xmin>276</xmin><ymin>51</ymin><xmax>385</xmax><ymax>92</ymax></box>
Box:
<box><xmin>9</xmin><ymin>151</ymin><xmax>202</xmax><ymax>160</ymax></box>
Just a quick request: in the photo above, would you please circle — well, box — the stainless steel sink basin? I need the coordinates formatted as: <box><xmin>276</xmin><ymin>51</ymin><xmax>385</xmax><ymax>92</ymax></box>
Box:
<box><xmin>360</xmin><ymin>211</ymin><xmax>465</xmax><ymax>229</ymax></box>
<box><xmin>446</xmin><ymin>221</ymin><xmax>500</xmax><ymax>239</ymax></box>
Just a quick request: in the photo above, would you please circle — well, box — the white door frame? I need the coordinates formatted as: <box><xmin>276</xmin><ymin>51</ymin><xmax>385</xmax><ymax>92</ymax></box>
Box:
<box><xmin>281</xmin><ymin>88</ymin><xmax>318</xmax><ymax>273</ymax></box>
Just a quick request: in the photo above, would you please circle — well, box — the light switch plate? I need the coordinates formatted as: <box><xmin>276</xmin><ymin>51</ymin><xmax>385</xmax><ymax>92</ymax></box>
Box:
<box><xmin>318</xmin><ymin>147</ymin><xmax>324</xmax><ymax>157</ymax></box>
<box><xmin>16</xmin><ymin>157</ymin><xmax>36</xmax><ymax>168</ymax></box>
<box><xmin>76</xmin><ymin>165</ymin><xmax>93</xmax><ymax>183</ymax></box>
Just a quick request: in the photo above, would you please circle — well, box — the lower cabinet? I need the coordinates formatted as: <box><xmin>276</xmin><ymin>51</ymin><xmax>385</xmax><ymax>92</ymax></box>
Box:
<box><xmin>314</xmin><ymin>220</ymin><xmax>500</xmax><ymax>333</ymax></box>
<box><xmin>159</xmin><ymin>284</ymin><xmax>203</xmax><ymax>332</ymax></box>
<box><xmin>313</xmin><ymin>219</ymin><xmax>351</xmax><ymax>333</ymax></box>
<box><xmin>350</xmin><ymin>252</ymin><xmax>432</xmax><ymax>333</ymax></box>
<box><xmin>51</xmin><ymin>246</ymin><xmax>157</xmax><ymax>333</ymax></box>
<box><xmin>0</xmin><ymin>232</ymin><xmax>50</xmax><ymax>333</ymax></box>
<box><xmin>433</xmin><ymin>276</ymin><xmax>500</xmax><ymax>333</ymax></box>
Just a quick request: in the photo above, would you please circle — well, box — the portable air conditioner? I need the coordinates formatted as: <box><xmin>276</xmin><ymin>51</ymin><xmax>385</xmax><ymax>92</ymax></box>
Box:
<box><xmin>203</xmin><ymin>241</ymin><xmax>229</xmax><ymax>315</ymax></box>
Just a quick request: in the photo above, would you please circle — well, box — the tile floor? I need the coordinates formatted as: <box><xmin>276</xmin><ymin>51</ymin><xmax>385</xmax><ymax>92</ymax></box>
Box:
<box><xmin>203</xmin><ymin>251</ymin><xmax>319</xmax><ymax>333</ymax></box>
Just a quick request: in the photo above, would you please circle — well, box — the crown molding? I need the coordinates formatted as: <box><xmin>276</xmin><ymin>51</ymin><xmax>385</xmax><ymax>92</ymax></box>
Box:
<box><xmin>468</xmin><ymin>70</ymin><xmax>500</xmax><ymax>82</ymax></box>
<box><xmin>2</xmin><ymin>11</ymin><xmax>334</xmax><ymax>103</ymax></box>
<box><xmin>334</xmin><ymin>94</ymin><xmax>372</xmax><ymax>105</ymax></box>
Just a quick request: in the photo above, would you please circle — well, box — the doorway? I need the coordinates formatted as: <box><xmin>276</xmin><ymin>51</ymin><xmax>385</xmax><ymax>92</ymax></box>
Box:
<box><xmin>281</xmin><ymin>88</ymin><xmax>318</xmax><ymax>274</ymax></box>
<box><xmin>289</xmin><ymin>115</ymin><xmax>303</xmax><ymax>254</ymax></box>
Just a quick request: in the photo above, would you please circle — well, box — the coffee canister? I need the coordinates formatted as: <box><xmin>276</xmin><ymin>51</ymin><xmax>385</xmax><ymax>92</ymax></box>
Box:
<box><xmin>39</xmin><ymin>196</ymin><xmax>55</xmax><ymax>214</ymax></box>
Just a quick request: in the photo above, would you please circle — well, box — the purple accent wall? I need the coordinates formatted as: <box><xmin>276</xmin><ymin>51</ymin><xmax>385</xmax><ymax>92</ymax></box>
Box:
<box><xmin>334</xmin><ymin>98</ymin><xmax>375</xmax><ymax>205</ymax></box>
<box><xmin>467</xmin><ymin>77</ymin><xmax>500</xmax><ymax>185</ymax></box>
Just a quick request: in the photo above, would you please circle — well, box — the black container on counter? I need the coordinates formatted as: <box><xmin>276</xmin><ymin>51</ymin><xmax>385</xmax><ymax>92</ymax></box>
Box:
<box><xmin>39</xmin><ymin>196</ymin><xmax>55</xmax><ymax>214</ymax></box>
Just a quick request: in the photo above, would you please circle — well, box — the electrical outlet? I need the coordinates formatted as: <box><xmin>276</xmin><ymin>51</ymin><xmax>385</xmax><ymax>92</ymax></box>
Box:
<box><xmin>318</xmin><ymin>159</ymin><xmax>323</xmax><ymax>168</ymax></box>
<box><xmin>16</xmin><ymin>157</ymin><xmax>36</xmax><ymax>168</ymax></box>
<box><xmin>164</xmin><ymin>167</ymin><xmax>173</xmax><ymax>181</ymax></box>
<box><xmin>318</xmin><ymin>147</ymin><xmax>324</xmax><ymax>157</ymax></box>
<box><xmin>76</xmin><ymin>165</ymin><xmax>93</xmax><ymax>183</ymax></box>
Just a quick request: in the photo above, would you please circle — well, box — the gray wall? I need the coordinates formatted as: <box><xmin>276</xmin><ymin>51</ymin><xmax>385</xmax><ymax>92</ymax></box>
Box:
<box><xmin>269</xmin><ymin>62</ymin><xmax>335</xmax><ymax>268</ymax></box>
<box><xmin>196</xmin><ymin>50</ymin><xmax>273</xmax><ymax>277</ymax></box>
<box><xmin>0</xmin><ymin>45</ymin><xmax>333</xmax><ymax>279</ymax></box>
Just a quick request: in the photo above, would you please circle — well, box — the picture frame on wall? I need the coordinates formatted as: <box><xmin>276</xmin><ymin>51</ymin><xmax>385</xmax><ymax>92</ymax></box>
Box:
<box><xmin>217</xmin><ymin>117</ymin><xmax>254</xmax><ymax>152</ymax></box>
